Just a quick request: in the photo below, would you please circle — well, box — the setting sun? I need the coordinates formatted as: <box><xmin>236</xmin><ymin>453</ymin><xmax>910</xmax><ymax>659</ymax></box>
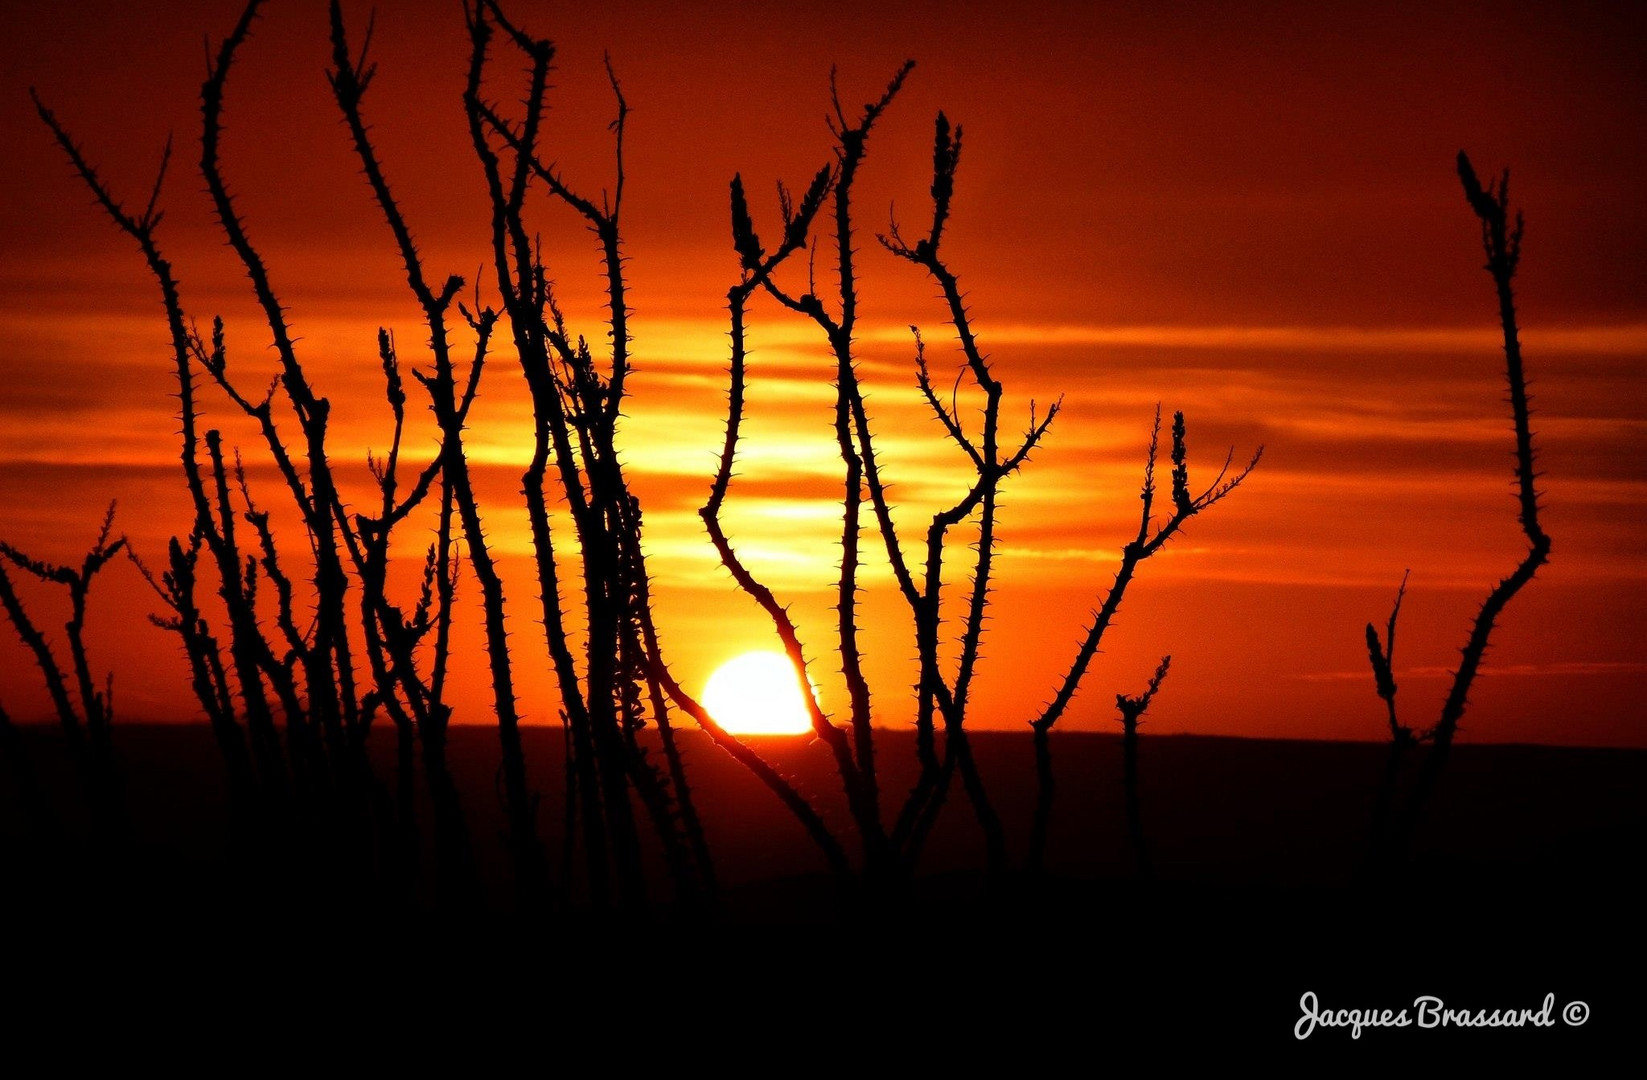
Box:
<box><xmin>702</xmin><ymin>651</ymin><xmax>815</xmax><ymax>736</ymax></box>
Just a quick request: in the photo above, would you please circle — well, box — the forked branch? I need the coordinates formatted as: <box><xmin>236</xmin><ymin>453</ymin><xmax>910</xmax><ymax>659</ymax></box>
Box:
<box><xmin>1365</xmin><ymin>153</ymin><xmax>1552</xmax><ymax>872</ymax></box>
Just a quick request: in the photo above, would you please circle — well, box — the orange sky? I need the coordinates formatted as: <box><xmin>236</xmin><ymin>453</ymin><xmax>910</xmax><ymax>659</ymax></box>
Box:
<box><xmin>1</xmin><ymin>0</ymin><xmax>1643</xmax><ymax>746</ymax></box>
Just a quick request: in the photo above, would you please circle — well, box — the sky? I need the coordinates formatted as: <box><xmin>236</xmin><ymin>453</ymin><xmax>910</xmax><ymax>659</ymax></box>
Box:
<box><xmin>0</xmin><ymin>0</ymin><xmax>1643</xmax><ymax>746</ymax></box>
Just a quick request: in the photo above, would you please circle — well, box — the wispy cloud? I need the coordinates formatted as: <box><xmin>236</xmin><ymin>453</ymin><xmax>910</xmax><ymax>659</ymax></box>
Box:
<box><xmin>854</xmin><ymin>322</ymin><xmax>1647</xmax><ymax>354</ymax></box>
<box><xmin>1298</xmin><ymin>661</ymin><xmax>1647</xmax><ymax>682</ymax></box>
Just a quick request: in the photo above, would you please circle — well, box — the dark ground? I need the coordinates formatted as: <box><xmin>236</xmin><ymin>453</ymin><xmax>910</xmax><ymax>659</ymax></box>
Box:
<box><xmin>2</xmin><ymin>724</ymin><xmax>1641</xmax><ymax>1060</ymax></box>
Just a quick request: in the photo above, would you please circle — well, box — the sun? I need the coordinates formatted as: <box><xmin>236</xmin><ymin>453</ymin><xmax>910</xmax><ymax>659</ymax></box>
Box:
<box><xmin>702</xmin><ymin>651</ymin><xmax>815</xmax><ymax>736</ymax></box>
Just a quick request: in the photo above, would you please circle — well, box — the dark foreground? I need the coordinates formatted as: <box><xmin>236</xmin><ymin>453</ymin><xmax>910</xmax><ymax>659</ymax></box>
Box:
<box><xmin>2</xmin><ymin>724</ymin><xmax>1642</xmax><ymax>1058</ymax></box>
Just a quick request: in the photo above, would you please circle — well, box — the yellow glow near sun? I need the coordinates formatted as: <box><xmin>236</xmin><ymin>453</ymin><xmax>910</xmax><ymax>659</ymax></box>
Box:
<box><xmin>702</xmin><ymin>651</ymin><xmax>814</xmax><ymax>736</ymax></box>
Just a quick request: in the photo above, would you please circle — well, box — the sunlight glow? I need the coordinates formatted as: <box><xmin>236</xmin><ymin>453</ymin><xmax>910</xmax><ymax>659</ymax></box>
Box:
<box><xmin>702</xmin><ymin>651</ymin><xmax>814</xmax><ymax>735</ymax></box>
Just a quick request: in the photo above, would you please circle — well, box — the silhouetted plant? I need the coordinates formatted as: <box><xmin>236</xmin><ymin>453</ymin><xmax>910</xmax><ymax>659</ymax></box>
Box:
<box><xmin>453</xmin><ymin>0</ymin><xmax>714</xmax><ymax>907</ymax></box>
<box><xmin>0</xmin><ymin>503</ymin><xmax>126</xmax><ymax>839</ymax></box>
<box><xmin>1114</xmin><ymin>655</ymin><xmax>1170</xmax><ymax>880</ymax></box>
<box><xmin>34</xmin><ymin>0</ymin><xmax>483</xmax><ymax>903</ymax></box>
<box><xmin>1364</xmin><ymin>152</ymin><xmax>1551</xmax><ymax>873</ymax></box>
<box><xmin>1026</xmin><ymin>409</ymin><xmax>1256</xmax><ymax>873</ymax></box>
<box><xmin>28</xmin><ymin>0</ymin><xmax>1268</xmax><ymax>910</ymax></box>
<box><xmin>635</xmin><ymin>160</ymin><xmax>854</xmax><ymax>882</ymax></box>
<box><xmin>35</xmin><ymin>0</ymin><xmax>727</xmax><ymax>912</ymax></box>
<box><xmin>880</xmin><ymin>111</ymin><xmax>1061</xmax><ymax>875</ymax></box>
<box><xmin>326</xmin><ymin>0</ymin><xmax>547</xmax><ymax>906</ymax></box>
<box><xmin>649</xmin><ymin>74</ymin><xmax>1258</xmax><ymax>890</ymax></box>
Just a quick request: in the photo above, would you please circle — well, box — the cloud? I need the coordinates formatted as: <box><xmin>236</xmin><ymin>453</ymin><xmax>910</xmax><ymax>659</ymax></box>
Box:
<box><xmin>1297</xmin><ymin>661</ymin><xmax>1647</xmax><ymax>682</ymax></box>
<box><xmin>857</xmin><ymin>322</ymin><xmax>1647</xmax><ymax>355</ymax></box>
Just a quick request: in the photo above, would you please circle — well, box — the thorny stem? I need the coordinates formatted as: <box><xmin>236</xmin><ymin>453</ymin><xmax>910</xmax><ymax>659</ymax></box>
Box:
<box><xmin>1372</xmin><ymin>154</ymin><xmax>1551</xmax><ymax>872</ymax></box>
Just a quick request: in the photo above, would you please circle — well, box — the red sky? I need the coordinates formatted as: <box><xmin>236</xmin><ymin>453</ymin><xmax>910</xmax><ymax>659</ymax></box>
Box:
<box><xmin>1</xmin><ymin>0</ymin><xmax>1643</xmax><ymax>746</ymax></box>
